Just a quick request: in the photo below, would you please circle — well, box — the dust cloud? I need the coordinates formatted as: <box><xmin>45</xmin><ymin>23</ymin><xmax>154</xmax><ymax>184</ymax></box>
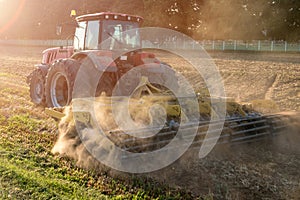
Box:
<box><xmin>51</xmin><ymin>105</ymin><xmax>109</xmax><ymax>171</ymax></box>
<box><xmin>272</xmin><ymin>112</ymin><xmax>300</xmax><ymax>153</ymax></box>
<box><xmin>51</xmin><ymin>96</ymin><xmax>175</xmax><ymax>173</ymax></box>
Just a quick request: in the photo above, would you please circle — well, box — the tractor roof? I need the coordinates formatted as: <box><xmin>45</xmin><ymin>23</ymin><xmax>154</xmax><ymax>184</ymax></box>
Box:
<box><xmin>76</xmin><ymin>12</ymin><xmax>143</xmax><ymax>23</ymax></box>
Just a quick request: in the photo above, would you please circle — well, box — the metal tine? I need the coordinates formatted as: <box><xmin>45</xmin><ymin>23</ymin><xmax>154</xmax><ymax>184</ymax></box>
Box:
<box><xmin>231</xmin><ymin>131</ymin><xmax>270</xmax><ymax>142</ymax></box>
<box><xmin>230</xmin><ymin>135</ymin><xmax>270</xmax><ymax>145</ymax></box>
<box><xmin>230</xmin><ymin>125</ymin><xmax>271</xmax><ymax>136</ymax></box>
<box><xmin>228</xmin><ymin>119</ymin><xmax>267</xmax><ymax>129</ymax></box>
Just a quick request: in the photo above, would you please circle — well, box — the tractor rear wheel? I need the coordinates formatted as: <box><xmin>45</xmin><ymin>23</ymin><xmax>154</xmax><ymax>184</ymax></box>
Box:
<box><xmin>95</xmin><ymin>72</ymin><xmax>116</xmax><ymax>96</ymax></box>
<box><xmin>45</xmin><ymin>59</ymin><xmax>80</xmax><ymax>107</ymax></box>
<box><xmin>28</xmin><ymin>69</ymin><xmax>46</xmax><ymax>106</ymax></box>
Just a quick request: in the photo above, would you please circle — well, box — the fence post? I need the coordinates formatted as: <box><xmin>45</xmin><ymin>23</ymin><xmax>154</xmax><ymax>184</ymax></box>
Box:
<box><xmin>234</xmin><ymin>40</ymin><xmax>237</xmax><ymax>51</ymax></box>
<box><xmin>212</xmin><ymin>40</ymin><xmax>215</xmax><ymax>50</ymax></box>
<box><xmin>284</xmin><ymin>41</ymin><xmax>287</xmax><ymax>52</ymax></box>
<box><xmin>271</xmin><ymin>41</ymin><xmax>274</xmax><ymax>51</ymax></box>
<box><xmin>222</xmin><ymin>41</ymin><xmax>225</xmax><ymax>51</ymax></box>
<box><xmin>258</xmin><ymin>40</ymin><xmax>261</xmax><ymax>51</ymax></box>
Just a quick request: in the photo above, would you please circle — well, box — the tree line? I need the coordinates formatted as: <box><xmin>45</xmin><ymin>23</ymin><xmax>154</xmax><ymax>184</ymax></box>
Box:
<box><xmin>0</xmin><ymin>0</ymin><xmax>299</xmax><ymax>41</ymax></box>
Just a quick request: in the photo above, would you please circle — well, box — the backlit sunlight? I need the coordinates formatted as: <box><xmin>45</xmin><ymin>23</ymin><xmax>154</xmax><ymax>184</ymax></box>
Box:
<box><xmin>0</xmin><ymin>0</ymin><xmax>26</xmax><ymax>34</ymax></box>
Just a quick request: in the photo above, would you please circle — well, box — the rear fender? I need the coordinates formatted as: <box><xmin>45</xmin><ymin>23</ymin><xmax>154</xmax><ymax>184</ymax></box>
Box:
<box><xmin>142</xmin><ymin>62</ymin><xmax>176</xmax><ymax>75</ymax></box>
<box><xmin>139</xmin><ymin>52</ymin><xmax>160</xmax><ymax>65</ymax></box>
<box><xmin>142</xmin><ymin>63</ymin><xmax>165</xmax><ymax>73</ymax></box>
<box><xmin>88</xmin><ymin>53</ymin><xmax>117</xmax><ymax>72</ymax></box>
<box><xmin>72</xmin><ymin>51</ymin><xmax>117</xmax><ymax>72</ymax></box>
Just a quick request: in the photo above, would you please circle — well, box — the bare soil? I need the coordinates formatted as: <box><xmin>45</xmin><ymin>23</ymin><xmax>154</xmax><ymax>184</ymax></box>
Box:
<box><xmin>154</xmin><ymin>50</ymin><xmax>300</xmax><ymax>112</ymax></box>
<box><xmin>0</xmin><ymin>45</ymin><xmax>299</xmax><ymax>199</ymax></box>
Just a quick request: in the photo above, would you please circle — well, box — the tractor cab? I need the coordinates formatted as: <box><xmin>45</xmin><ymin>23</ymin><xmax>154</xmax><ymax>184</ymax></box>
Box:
<box><xmin>73</xmin><ymin>12</ymin><xmax>143</xmax><ymax>51</ymax></box>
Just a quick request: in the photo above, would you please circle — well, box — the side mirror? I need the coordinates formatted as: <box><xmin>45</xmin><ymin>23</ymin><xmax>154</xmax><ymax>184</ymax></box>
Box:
<box><xmin>56</xmin><ymin>25</ymin><xmax>62</xmax><ymax>36</ymax></box>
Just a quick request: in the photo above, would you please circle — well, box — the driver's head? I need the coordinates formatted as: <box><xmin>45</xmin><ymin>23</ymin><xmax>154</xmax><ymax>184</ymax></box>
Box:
<box><xmin>108</xmin><ymin>26</ymin><xmax>115</xmax><ymax>35</ymax></box>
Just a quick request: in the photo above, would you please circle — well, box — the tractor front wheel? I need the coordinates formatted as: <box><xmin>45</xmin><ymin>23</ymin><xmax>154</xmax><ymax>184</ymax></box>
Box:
<box><xmin>28</xmin><ymin>69</ymin><xmax>46</xmax><ymax>106</ymax></box>
<box><xmin>45</xmin><ymin>60</ymin><xmax>80</xmax><ymax>107</ymax></box>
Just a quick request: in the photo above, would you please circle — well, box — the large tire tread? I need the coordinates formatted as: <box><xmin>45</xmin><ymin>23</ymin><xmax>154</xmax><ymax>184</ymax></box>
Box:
<box><xmin>45</xmin><ymin>59</ymin><xmax>80</xmax><ymax>107</ymax></box>
<box><xmin>29</xmin><ymin>69</ymin><xmax>46</xmax><ymax>106</ymax></box>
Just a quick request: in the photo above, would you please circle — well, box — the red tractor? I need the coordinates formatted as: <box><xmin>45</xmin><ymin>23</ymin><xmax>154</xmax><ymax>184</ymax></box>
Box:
<box><xmin>27</xmin><ymin>12</ymin><xmax>175</xmax><ymax>108</ymax></box>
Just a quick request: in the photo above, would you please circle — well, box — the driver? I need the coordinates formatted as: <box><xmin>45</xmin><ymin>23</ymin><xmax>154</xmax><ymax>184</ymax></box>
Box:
<box><xmin>107</xmin><ymin>26</ymin><xmax>116</xmax><ymax>37</ymax></box>
<box><xmin>101</xmin><ymin>26</ymin><xmax>116</xmax><ymax>50</ymax></box>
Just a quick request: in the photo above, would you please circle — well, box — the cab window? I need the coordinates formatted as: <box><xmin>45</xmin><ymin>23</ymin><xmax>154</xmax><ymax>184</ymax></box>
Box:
<box><xmin>74</xmin><ymin>21</ymin><xmax>87</xmax><ymax>51</ymax></box>
<box><xmin>85</xmin><ymin>20</ymin><xmax>100</xmax><ymax>50</ymax></box>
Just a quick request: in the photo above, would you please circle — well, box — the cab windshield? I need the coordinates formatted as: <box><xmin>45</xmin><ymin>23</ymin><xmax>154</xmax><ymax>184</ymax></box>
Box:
<box><xmin>101</xmin><ymin>20</ymin><xmax>141</xmax><ymax>50</ymax></box>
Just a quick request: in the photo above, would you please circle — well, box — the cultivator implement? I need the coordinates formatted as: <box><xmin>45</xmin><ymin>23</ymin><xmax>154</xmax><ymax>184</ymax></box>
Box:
<box><xmin>106</xmin><ymin>113</ymin><xmax>294</xmax><ymax>153</ymax></box>
<box><xmin>46</xmin><ymin>94</ymin><xmax>298</xmax><ymax>157</ymax></box>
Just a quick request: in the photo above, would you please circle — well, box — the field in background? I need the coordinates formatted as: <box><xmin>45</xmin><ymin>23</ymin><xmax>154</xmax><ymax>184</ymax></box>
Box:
<box><xmin>0</xmin><ymin>45</ymin><xmax>299</xmax><ymax>199</ymax></box>
<box><xmin>154</xmin><ymin>49</ymin><xmax>300</xmax><ymax>112</ymax></box>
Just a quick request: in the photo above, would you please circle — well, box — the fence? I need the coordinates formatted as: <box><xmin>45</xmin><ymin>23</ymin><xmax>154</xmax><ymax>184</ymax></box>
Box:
<box><xmin>1</xmin><ymin>39</ymin><xmax>300</xmax><ymax>53</ymax></box>
<box><xmin>0</xmin><ymin>39</ymin><xmax>73</xmax><ymax>47</ymax></box>
<box><xmin>143</xmin><ymin>40</ymin><xmax>300</xmax><ymax>53</ymax></box>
